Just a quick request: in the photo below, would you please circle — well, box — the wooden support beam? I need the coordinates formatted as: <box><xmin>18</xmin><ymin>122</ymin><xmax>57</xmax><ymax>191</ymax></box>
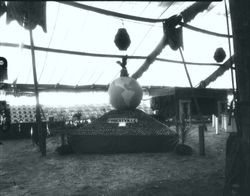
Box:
<box><xmin>198</xmin><ymin>55</ymin><xmax>234</xmax><ymax>88</ymax></box>
<box><xmin>131</xmin><ymin>35</ymin><xmax>168</xmax><ymax>79</ymax></box>
<box><xmin>228</xmin><ymin>0</ymin><xmax>250</xmax><ymax>195</ymax></box>
<box><xmin>29</xmin><ymin>29</ymin><xmax>46</xmax><ymax>156</ymax></box>
<box><xmin>199</xmin><ymin>125</ymin><xmax>205</xmax><ymax>156</ymax></box>
<box><xmin>0</xmin><ymin>41</ymin><xmax>221</xmax><ymax>67</ymax></box>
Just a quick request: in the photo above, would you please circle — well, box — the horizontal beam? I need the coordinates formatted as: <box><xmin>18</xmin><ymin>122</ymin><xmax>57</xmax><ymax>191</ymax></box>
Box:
<box><xmin>0</xmin><ymin>42</ymin><xmax>221</xmax><ymax>67</ymax></box>
<box><xmin>2</xmin><ymin>83</ymin><xmax>109</xmax><ymax>93</ymax></box>
<box><xmin>1</xmin><ymin>83</ymin><xmax>233</xmax><ymax>97</ymax></box>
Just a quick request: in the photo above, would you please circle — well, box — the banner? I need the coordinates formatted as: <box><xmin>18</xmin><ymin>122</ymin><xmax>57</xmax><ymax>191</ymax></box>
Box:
<box><xmin>6</xmin><ymin>2</ymin><xmax>47</xmax><ymax>32</ymax></box>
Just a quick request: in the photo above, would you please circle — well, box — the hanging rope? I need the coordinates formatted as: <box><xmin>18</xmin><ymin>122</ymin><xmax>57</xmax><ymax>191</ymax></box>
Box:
<box><xmin>58</xmin><ymin>1</ymin><xmax>164</xmax><ymax>23</ymax></box>
<box><xmin>58</xmin><ymin>1</ymin><xmax>232</xmax><ymax>38</ymax></box>
<box><xmin>180</xmin><ymin>23</ymin><xmax>232</xmax><ymax>38</ymax></box>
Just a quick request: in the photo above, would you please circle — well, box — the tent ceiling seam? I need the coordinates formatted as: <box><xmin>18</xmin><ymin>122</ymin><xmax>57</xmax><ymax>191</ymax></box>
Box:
<box><xmin>38</xmin><ymin>4</ymin><xmax>61</xmax><ymax>82</ymax></box>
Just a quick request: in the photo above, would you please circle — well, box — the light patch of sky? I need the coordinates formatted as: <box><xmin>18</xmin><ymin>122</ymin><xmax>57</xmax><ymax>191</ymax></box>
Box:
<box><xmin>6</xmin><ymin>91</ymin><xmax>153</xmax><ymax>107</ymax></box>
<box><xmin>5</xmin><ymin>91</ymin><xmax>109</xmax><ymax>106</ymax></box>
<box><xmin>39</xmin><ymin>92</ymin><xmax>110</xmax><ymax>106</ymax></box>
<box><xmin>6</xmin><ymin>95</ymin><xmax>36</xmax><ymax>106</ymax></box>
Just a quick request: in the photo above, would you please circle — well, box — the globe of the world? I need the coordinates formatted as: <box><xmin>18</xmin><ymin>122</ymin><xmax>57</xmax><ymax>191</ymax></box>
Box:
<box><xmin>108</xmin><ymin>77</ymin><xmax>143</xmax><ymax>110</ymax></box>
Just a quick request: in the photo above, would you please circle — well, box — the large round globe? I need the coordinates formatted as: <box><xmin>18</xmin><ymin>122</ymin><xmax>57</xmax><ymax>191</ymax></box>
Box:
<box><xmin>108</xmin><ymin>77</ymin><xmax>143</xmax><ymax>110</ymax></box>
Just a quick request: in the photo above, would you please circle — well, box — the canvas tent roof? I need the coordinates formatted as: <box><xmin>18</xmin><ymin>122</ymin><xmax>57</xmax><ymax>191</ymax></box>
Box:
<box><xmin>0</xmin><ymin>1</ymin><xmax>233</xmax><ymax>90</ymax></box>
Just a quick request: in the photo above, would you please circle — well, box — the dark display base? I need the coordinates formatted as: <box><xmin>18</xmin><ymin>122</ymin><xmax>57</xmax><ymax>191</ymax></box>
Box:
<box><xmin>68</xmin><ymin>109</ymin><xmax>178</xmax><ymax>153</ymax></box>
<box><xmin>69</xmin><ymin>135</ymin><xmax>176</xmax><ymax>154</ymax></box>
<box><xmin>1</xmin><ymin>123</ymin><xmax>33</xmax><ymax>139</ymax></box>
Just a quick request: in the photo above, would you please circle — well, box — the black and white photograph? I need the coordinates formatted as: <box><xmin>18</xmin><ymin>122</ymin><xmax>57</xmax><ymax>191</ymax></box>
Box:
<box><xmin>0</xmin><ymin>1</ymin><xmax>249</xmax><ymax>196</ymax></box>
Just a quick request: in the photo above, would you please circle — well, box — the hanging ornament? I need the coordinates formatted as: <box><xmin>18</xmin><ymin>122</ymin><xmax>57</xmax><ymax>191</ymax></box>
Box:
<box><xmin>114</xmin><ymin>28</ymin><xmax>131</xmax><ymax>51</ymax></box>
<box><xmin>0</xmin><ymin>57</ymin><xmax>7</xmax><ymax>82</ymax></box>
<box><xmin>214</xmin><ymin>47</ymin><xmax>226</xmax><ymax>63</ymax></box>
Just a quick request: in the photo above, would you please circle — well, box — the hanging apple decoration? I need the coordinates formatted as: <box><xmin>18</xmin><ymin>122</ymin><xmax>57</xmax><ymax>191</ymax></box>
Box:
<box><xmin>114</xmin><ymin>28</ymin><xmax>131</xmax><ymax>51</ymax></box>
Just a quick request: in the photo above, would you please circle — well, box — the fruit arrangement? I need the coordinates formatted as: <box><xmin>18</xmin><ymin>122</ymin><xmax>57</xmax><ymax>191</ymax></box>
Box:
<box><xmin>70</xmin><ymin>109</ymin><xmax>178</xmax><ymax>137</ymax></box>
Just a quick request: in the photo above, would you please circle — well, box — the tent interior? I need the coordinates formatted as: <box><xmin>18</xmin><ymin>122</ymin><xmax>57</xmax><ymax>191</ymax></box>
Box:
<box><xmin>0</xmin><ymin>1</ymin><xmax>234</xmax><ymax>107</ymax></box>
<box><xmin>3</xmin><ymin>1</ymin><xmax>250</xmax><ymax>196</ymax></box>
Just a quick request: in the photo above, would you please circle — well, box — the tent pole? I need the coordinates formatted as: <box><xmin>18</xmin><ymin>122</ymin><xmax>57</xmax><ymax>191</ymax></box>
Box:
<box><xmin>228</xmin><ymin>0</ymin><xmax>250</xmax><ymax>195</ymax></box>
<box><xmin>29</xmin><ymin>29</ymin><xmax>46</xmax><ymax>156</ymax></box>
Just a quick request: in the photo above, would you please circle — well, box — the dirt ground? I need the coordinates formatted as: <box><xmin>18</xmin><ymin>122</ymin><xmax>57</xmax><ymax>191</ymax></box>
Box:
<box><xmin>0</xmin><ymin>124</ymin><xmax>229</xmax><ymax>196</ymax></box>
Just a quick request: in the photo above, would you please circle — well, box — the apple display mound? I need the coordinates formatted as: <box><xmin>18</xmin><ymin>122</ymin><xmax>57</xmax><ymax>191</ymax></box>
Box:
<box><xmin>68</xmin><ymin>109</ymin><xmax>178</xmax><ymax>153</ymax></box>
<box><xmin>108</xmin><ymin>77</ymin><xmax>143</xmax><ymax>110</ymax></box>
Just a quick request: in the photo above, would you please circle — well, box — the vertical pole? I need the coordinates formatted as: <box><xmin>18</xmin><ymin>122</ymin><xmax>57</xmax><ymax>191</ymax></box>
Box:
<box><xmin>223</xmin><ymin>114</ymin><xmax>228</xmax><ymax>132</ymax></box>
<box><xmin>176</xmin><ymin>122</ymin><xmax>180</xmax><ymax>135</ymax></box>
<box><xmin>229</xmin><ymin>0</ymin><xmax>250</xmax><ymax>195</ymax></box>
<box><xmin>222</xmin><ymin>115</ymin><xmax>225</xmax><ymax>130</ymax></box>
<box><xmin>231</xmin><ymin>117</ymin><xmax>237</xmax><ymax>133</ymax></box>
<box><xmin>199</xmin><ymin>125</ymin><xmax>205</xmax><ymax>156</ymax></box>
<box><xmin>179</xmin><ymin>48</ymin><xmax>207</xmax><ymax>156</ymax></box>
<box><xmin>215</xmin><ymin>116</ymin><xmax>219</xmax><ymax>135</ymax></box>
<box><xmin>29</xmin><ymin>29</ymin><xmax>46</xmax><ymax>156</ymax></box>
<box><xmin>212</xmin><ymin>114</ymin><xmax>215</xmax><ymax>127</ymax></box>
